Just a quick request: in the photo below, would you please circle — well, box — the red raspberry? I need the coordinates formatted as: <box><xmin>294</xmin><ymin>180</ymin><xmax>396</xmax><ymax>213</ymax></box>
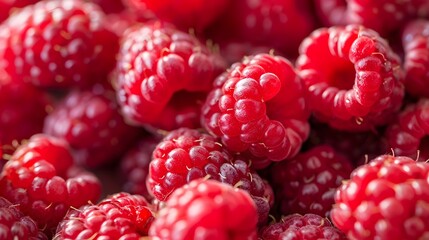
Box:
<box><xmin>123</xmin><ymin>0</ymin><xmax>228</xmax><ymax>32</ymax></box>
<box><xmin>149</xmin><ymin>179</ymin><xmax>258</xmax><ymax>240</ymax></box>
<box><xmin>0</xmin><ymin>71</ymin><xmax>52</xmax><ymax>153</ymax></box>
<box><xmin>314</xmin><ymin>0</ymin><xmax>417</xmax><ymax>36</ymax></box>
<box><xmin>296</xmin><ymin>25</ymin><xmax>404</xmax><ymax>132</ymax></box>
<box><xmin>43</xmin><ymin>86</ymin><xmax>143</xmax><ymax>168</ymax></box>
<box><xmin>148</xmin><ymin>128</ymin><xmax>273</xmax><ymax>224</ymax></box>
<box><xmin>0</xmin><ymin>196</ymin><xmax>48</xmax><ymax>240</ymax></box>
<box><xmin>259</xmin><ymin>213</ymin><xmax>347</xmax><ymax>240</ymax></box>
<box><xmin>115</xmin><ymin>22</ymin><xmax>225</xmax><ymax>131</ymax></box>
<box><xmin>0</xmin><ymin>134</ymin><xmax>101</xmax><ymax>237</ymax></box>
<box><xmin>201</xmin><ymin>53</ymin><xmax>310</xmax><ymax>161</ymax></box>
<box><xmin>331</xmin><ymin>154</ymin><xmax>429</xmax><ymax>239</ymax></box>
<box><xmin>386</xmin><ymin>99</ymin><xmax>429</xmax><ymax>161</ymax></box>
<box><xmin>402</xmin><ymin>20</ymin><xmax>429</xmax><ymax>98</ymax></box>
<box><xmin>270</xmin><ymin>145</ymin><xmax>353</xmax><ymax>218</ymax></box>
<box><xmin>0</xmin><ymin>0</ymin><xmax>119</xmax><ymax>89</ymax></box>
<box><xmin>206</xmin><ymin>0</ymin><xmax>316</xmax><ymax>58</ymax></box>
<box><xmin>120</xmin><ymin>136</ymin><xmax>159</xmax><ymax>199</ymax></box>
<box><xmin>307</xmin><ymin>122</ymin><xmax>388</xmax><ymax>166</ymax></box>
<box><xmin>90</xmin><ymin>0</ymin><xmax>126</xmax><ymax>14</ymax></box>
<box><xmin>0</xmin><ymin>0</ymin><xmax>39</xmax><ymax>23</ymax></box>
<box><xmin>54</xmin><ymin>192</ymin><xmax>155</xmax><ymax>239</ymax></box>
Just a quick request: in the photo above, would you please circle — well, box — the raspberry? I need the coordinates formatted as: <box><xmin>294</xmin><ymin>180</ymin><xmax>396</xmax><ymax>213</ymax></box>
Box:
<box><xmin>296</xmin><ymin>25</ymin><xmax>404</xmax><ymax>132</ymax></box>
<box><xmin>0</xmin><ymin>196</ymin><xmax>47</xmax><ymax>240</ymax></box>
<box><xmin>120</xmin><ymin>136</ymin><xmax>159</xmax><ymax>199</ymax></box>
<box><xmin>259</xmin><ymin>213</ymin><xmax>347</xmax><ymax>240</ymax></box>
<box><xmin>206</xmin><ymin>0</ymin><xmax>316</xmax><ymax>58</ymax></box>
<box><xmin>123</xmin><ymin>0</ymin><xmax>228</xmax><ymax>32</ymax></box>
<box><xmin>149</xmin><ymin>179</ymin><xmax>258</xmax><ymax>240</ymax></box>
<box><xmin>402</xmin><ymin>20</ymin><xmax>429</xmax><ymax>98</ymax></box>
<box><xmin>270</xmin><ymin>145</ymin><xmax>353</xmax><ymax>218</ymax></box>
<box><xmin>331</xmin><ymin>154</ymin><xmax>429</xmax><ymax>239</ymax></box>
<box><xmin>115</xmin><ymin>22</ymin><xmax>225</xmax><ymax>131</ymax></box>
<box><xmin>201</xmin><ymin>53</ymin><xmax>310</xmax><ymax>161</ymax></box>
<box><xmin>0</xmin><ymin>0</ymin><xmax>119</xmax><ymax>89</ymax></box>
<box><xmin>147</xmin><ymin>128</ymin><xmax>273</xmax><ymax>224</ymax></box>
<box><xmin>43</xmin><ymin>86</ymin><xmax>143</xmax><ymax>168</ymax></box>
<box><xmin>314</xmin><ymin>0</ymin><xmax>417</xmax><ymax>36</ymax></box>
<box><xmin>0</xmin><ymin>70</ymin><xmax>52</xmax><ymax>153</ymax></box>
<box><xmin>54</xmin><ymin>192</ymin><xmax>155</xmax><ymax>239</ymax></box>
<box><xmin>0</xmin><ymin>0</ymin><xmax>39</xmax><ymax>22</ymax></box>
<box><xmin>0</xmin><ymin>134</ymin><xmax>101</xmax><ymax>237</ymax></box>
<box><xmin>307</xmin><ymin>121</ymin><xmax>388</xmax><ymax>166</ymax></box>
<box><xmin>91</xmin><ymin>0</ymin><xmax>126</xmax><ymax>14</ymax></box>
<box><xmin>386</xmin><ymin>99</ymin><xmax>429</xmax><ymax>161</ymax></box>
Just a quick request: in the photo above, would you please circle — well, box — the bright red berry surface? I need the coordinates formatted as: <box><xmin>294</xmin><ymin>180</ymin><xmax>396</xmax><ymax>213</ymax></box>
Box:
<box><xmin>54</xmin><ymin>192</ymin><xmax>155</xmax><ymax>239</ymax></box>
<box><xmin>0</xmin><ymin>0</ymin><xmax>118</xmax><ymax>89</ymax></box>
<box><xmin>149</xmin><ymin>179</ymin><xmax>258</xmax><ymax>240</ymax></box>
<box><xmin>148</xmin><ymin>128</ymin><xmax>273</xmax><ymax>224</ymax></box>
<box><xmin>0</xmin><ymin>134</ymin><xmax>101</xmax><ymax>237</ymax></box>
<box><xmin>115</xmin><ymin>22</ymin><xmax>225</xmax><ymax>130</ymax></box>
<box><xmin>331</xmin><ymin>154</ymin><xmax>429</xmax><ymax>239</ymax></box>
<box><xmin>202</xmin><ymin>53</ymin><xmax>310</xmax><ymax>162</ymax></box>
<box><xmin>297</xmin><ymin>24</ymin><xmax>404</xmax><ymax>131</ymax></box>
<box><xmin>270</xmin><ymin>145</ymin><xmax>353</xmax><ymax>218</ymax></box>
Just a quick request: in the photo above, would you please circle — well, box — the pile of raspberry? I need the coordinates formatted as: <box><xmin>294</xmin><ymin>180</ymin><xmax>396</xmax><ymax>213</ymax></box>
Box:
<box><xmin>1</xmin><ymin>0</ymin><xmax>429</xmax><ymax>239</ymax></box>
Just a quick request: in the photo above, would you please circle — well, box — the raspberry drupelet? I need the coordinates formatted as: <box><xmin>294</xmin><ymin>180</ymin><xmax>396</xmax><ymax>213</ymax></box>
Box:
<box><xmin>296</xmin><ymin>24</ymin><xmax>404</xmax><ymax>132</ymax></box>
<box><xmin>0</xmin><ymin>134</ymin><xmax>101</xmax><ymax>237</ymax></box>
<box><xmin>0</xmin><ymin>0</ymin><xmax>119</xmax><ymax>89</ymax></box>
<box><xmin>43</xmin><ymin>86</ymin><xmax>143</xmax><ymax>168</ymax></box>
<box><xmin>201</xmin><ymin>53</ymin><xmax>310</xmax><ymax>162</ymax></box>
<box><xmin>402</xmin><ymin>20</ymin><xmax>429</xmax><ymax>98</ymax></box>
<box><xmin>114</xmin><ymin>22</ymin><xmax>226</xmax><ymax>131</ymax></box>
<box><xmin>149</xmin><ymin>179</ymin><xmax>258</xmax><ymax>240</ymax></box>
<box><xmin>54</xmin><ymin>192</ymin><xmax>155</xmax><ymax>239</ymax></box>
<box><xmin>386</xmin><ymin>98</ymin><xmax>429</xmax><ymax>161</ymax></box>
<box><xmin>147</xmin><ymin>128</ymin><xmax>273</xmax><ymax>225</ymax></box>
<box><xmin>259</xmin><ymin>213</ymin><xmax>347</xmax><ymax>240</ymax></box>
<box><xmin>0</xmin><ymin>196</ymin><xmax>48</xmax><ymax>240</ymax></box>
<box><xmin>0</xmin><ymin>0</ymin><xmax>39</xmax><ymax>23</ymax></box>
<box><xmin>269</xmin><ymin>145</ymin><xmax>353</xmax><ymax>218</ymax></box>
<box><xmin>331</xmin><ymin>154</ymin><xmax>429</xmax><ymax>239</ymax></box>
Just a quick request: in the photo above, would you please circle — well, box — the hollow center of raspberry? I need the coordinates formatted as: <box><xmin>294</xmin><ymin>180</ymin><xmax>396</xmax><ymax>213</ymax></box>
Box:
<box><xmin>327</xmin><ymin>60</ymin><xmax>355</xmax><ymax>90</ymax></box>
<box><xmin>417</xmin><ymin>136</ymin><xmax>429</xmax><ymax>161</ymax></box>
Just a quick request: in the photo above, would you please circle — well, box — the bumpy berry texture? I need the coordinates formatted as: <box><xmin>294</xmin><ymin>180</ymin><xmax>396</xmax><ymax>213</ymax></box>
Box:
<box><xmin>149</xmin><ymin>179</ymin><xmax>258</xmax><ymax>240</ymax></box>
<box><xmin>207</xmin><ymin>0</ymin><xmax>316</xmax><ymax>58</ymax></box>
<box><xmin>386</xmin><ymin>99</ymin><xmax>429</xmax><ymax>161</ymax></box>
<box><xmin>120</xmin><ymin>136</ymin><xmax>159</xmax><ymax>199</ymax></box>
<box><xmin>270</xmin><ymin>145</ymin><xmax>353</xmax><ymax>218</ymax></box>
<box><xmin>124</xmin><ymin>0</ymin><xmax>228</xmax><ymax>32</ymax></box>
<box><xmin>331</xmin><ymin>155</ymin><xmax>429</xmax><ymax>239</ymax></box>
<box><xmin>43</xmin><ymin>86</ymin><xmax>142</xmax><ymax>168</ymax></box>
<box><xmin>259</xmin><ymin>213</ymin><xmax>347</xmax><ymax>240</ymax></box>
<box><xmin>0</xmin><ymin>0</ymin><xmax>119</xmax><ymax>89</ymax></box>
<box><xmin>202</xmin><ymin>53</ymin><xmax>310</xmax><ymax>162</ymax></box>
<box><xmin>0</xmin><ymin>196</ymin><xmax>47</xmax><ymax>240</ymax></box>
<box><xmin>297</xmin><ymin>24</ymin><xmax>404</xmax><ymax>131</ymax></box>
<box><xmin>54</xmin><ymin>192</ymin><xmax>155</xmax><ymax>239</ymax></box>
<box><xmin>314</xmin><ymin>0</ymin><xmax>418</xmax><ymax>36</ymax></box>
<box><xmin>148</xmin><ymin>128</ymin><xmax>273</xmax><ymax>224</ymax></box>
<box><xmin>0</xmin><ymin>134</ymin><xmax>101</xmax><ymax>237</ymax></box>
<box><xmin>0</xmin><ymin>70</ymin><xmax>52</xmax><ymax>152</ymax></box>
<box><xmin>0</xmin><ymin>0</ymin><xmax>39</xmax><ymax>23</ymax></box>
<box><xmin>402</xmin><ymin>20</ymin><xmax>429</xmax><ymax>98</ymax></box>
<box><xmin>307</xmin><ymin>121</ymin><xmax>388</xmax><ymax>167</ymax></box>
<box><xmin>115</xmin><ymin>22</ymin><xmax>225</xmax><ymax>130</ymax></box>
